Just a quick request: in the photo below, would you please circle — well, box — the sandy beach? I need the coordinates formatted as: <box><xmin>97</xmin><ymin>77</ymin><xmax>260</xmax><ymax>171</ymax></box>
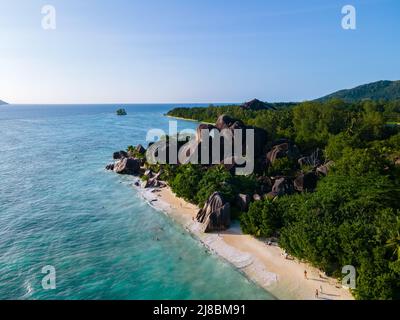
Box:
<box><xmin>166</xmin><ymin>115</ymin><xmax>215</xmax><ymax>125</ymax></box>
<box><xmin>135</xmin><ymin>181</ymin><xmax>354</xmax><ymax>300</ymax></box>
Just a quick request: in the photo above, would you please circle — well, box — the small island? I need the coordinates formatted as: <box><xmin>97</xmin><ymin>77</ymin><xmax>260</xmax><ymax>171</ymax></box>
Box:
<box><xmin>116</xmin><ymin>108</ymin><xmax>127</xmax><ymax>116</ymax></box>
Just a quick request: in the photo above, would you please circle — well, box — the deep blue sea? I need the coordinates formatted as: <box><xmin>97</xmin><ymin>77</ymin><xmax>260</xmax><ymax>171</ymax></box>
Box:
<box><xmin>0</xmin><ymin>104</ymin><xmax>274</xmax><ymax>300</ymax></box>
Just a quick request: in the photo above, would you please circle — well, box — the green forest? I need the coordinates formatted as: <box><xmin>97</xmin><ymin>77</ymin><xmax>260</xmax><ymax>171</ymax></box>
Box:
<box><xmin>163</xmin><ymin>99</ymin><xmax>400</xmax><ymax>299</ymax></box>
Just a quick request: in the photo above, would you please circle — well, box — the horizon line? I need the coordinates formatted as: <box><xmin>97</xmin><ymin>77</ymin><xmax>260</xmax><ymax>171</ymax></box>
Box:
<box><xmin>1</xmin><ymin>101</ymin><xmax>302</xmax><ymax>106</ymax></box>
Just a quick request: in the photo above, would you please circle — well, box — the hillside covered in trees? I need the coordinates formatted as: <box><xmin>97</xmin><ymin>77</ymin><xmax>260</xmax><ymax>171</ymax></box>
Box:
<box><xmin>316</xmin><ymin>80</ymin><xmax>400</xmax><ymax>102</ymax></box>
<box><xmin>165</xmin><ymin>98</ymin><xmax>400</xmax><ymax>299</ymax></box>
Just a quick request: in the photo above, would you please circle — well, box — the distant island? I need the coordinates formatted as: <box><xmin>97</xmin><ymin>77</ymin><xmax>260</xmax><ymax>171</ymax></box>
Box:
<box><xmin>116</xmin><ymin>108</ymin><xmax>127</xmax><ymax>116</ymax></box>
<box><xmin>0</xmin><ymin>99</ymin><xmax>8</xmax><ymax>105</ymax></box>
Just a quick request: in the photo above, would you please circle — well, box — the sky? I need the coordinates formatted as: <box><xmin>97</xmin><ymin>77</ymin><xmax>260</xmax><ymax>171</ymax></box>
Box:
<box><xmin>0</xmin><ymin>0</ymin><xmax>399</xmax><ymax>104</ymax></box>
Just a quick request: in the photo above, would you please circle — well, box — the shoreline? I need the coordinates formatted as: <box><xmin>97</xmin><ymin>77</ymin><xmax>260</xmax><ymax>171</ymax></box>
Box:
<box><xmin>165</xmin><ymin>115</ymin><xmax>214</xmax><ymax>125</ymax></box>
<box><xmin>133</xmin><ymin>179</ymin><xmax>354</xmax><ymax>300</ymax></box>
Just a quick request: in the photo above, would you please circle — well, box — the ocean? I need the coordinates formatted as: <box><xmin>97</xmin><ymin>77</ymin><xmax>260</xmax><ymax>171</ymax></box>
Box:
<box><xmin>0</xmin><ymin>104</ymin><xmax>274</xmax><ymax>300</ymax></box>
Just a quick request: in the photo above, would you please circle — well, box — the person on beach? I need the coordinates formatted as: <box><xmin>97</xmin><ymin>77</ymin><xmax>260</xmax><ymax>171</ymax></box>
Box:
<box><xmin>315</xmin><ymin>289</ymin><xmax>319</xmax><ymax>299</ymax></box>
<box><xmin>304</xmin><ymin>270</ymin><xmax>308</xmax><ymax>279</ymax></box>
<box><xmin>320</xmin><ymin>285</ymin><xmax>323</xmax><ymax>293</ymax></box>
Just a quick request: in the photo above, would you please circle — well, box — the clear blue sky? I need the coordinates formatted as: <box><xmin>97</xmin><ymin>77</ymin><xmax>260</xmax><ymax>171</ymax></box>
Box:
<box><xmin>0</xmin><ymin>0</ymin><xmax>399</xmax><ymax>104</ymax></box>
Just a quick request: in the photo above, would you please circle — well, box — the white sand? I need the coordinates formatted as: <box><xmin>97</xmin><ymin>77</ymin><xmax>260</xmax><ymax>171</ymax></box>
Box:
<box><xmin>134</xmin><ymin>180</ymin><xmax>354</xmax><ymax>300</ymax></box>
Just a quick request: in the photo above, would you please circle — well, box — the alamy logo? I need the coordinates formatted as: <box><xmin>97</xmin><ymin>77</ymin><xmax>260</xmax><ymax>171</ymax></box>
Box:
<box><xmin>342</xmin><ymin>5</ymin><xmax>356</xmax><ymax>30</ymax></box>
<box><xmin>41</xmin><ymin>5</ymin><xmax>56</xmax><ymax>30</ymax></box>
<box><xmin>342</xmin><ymin>265</ymin><xmax>356</xmax><ymax>289</ymax></box>
<box><xmin>145</xmin><ymin>121</ymin><xmax>255</xmax><ymax>175</ymax></box>
<box><xmin>41</xmin><ymin>265</ymin><xmax>56</xmax><ymax>290</ymax></box>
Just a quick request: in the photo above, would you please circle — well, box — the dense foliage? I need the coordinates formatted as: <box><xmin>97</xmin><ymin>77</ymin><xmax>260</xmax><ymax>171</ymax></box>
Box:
<box><xmin>168</xmin><ymin>99</ymin><xmax>400</xmax><ymax>151</ymax></box>
<box><xmin>161</xmin><ymin>164</ymin><xmax>258</xmax><ymax>209</ymax></box>
<box><xmin>317</xmin><ymin>80</ymin><xmax>400</xmax><ymax>103</ymax></box>
<box><xmin>166</xmin><ymin>98</ymin><xmax>400</xmax><ymax>299</ymax></box>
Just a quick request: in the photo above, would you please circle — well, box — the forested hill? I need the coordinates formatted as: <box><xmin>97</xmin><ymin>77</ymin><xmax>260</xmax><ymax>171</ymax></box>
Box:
<box><xmin>316</xmin><ymin>80</ymin><xmax>400</xmax><ymax>102</ymax></box>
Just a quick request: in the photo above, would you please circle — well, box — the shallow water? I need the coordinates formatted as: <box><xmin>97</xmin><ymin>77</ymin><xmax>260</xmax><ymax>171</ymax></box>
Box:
<box><xmin>0</xmin><ymin>104</ymin><xmax>274</xmax><ymax>300</ymax></box>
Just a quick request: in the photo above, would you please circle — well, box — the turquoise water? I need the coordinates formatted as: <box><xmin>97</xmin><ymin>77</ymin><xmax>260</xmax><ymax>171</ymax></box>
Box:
<box><xmin>0</xmin><ymin>104</ymin><xmax>274</xmax><ymax>300</ymax></box>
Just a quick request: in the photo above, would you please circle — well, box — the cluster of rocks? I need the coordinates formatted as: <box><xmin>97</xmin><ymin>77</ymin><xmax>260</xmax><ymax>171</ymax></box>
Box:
<box><xmin>106</xmin><ymin>150</ymin><xmax>141</xmax><ymax>174</ymax></box>
<box><xmin>175</xmin><ymin>114</ymin><xmax>268</xmax><ymax>173</ymax></box>
<box><xmin>106</xmin><ymin>144</ymin><xmax>168</xmax><ymax>190</ymax></box>
<box><xmin>106</xmin><ymin>113</ymin><xmax>336</xmax><ymax>233</ymax></box>
<box><xmin>141</xmin><ymin>170</ymin><xmax>166</xmax><ymax>189</ymax></box>
<box><xmin>190</xmin><ymin>118</ymin><xmax>335</xmax><ymax>231</ymax></box>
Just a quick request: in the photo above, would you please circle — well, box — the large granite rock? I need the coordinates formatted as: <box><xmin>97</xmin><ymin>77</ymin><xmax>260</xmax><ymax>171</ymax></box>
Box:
<box><xmin>196</xmin><ymin>123</ymin><xmax>217</xmax><ymax>142</ymax></box>
<box><xmin>215</xmin><ymin>115</ymin><xmax>245</xmax><ymax>131</ymax></box>
<box><xmin>141</xmin><ymin>171</ymin><xmax>166</xmax><ymax>188</ymax></box>
<box><xmin>113</xmin><ymin>150</ymin><xmax>128</xmax><ymax>160</ymax></box>
<box><xmin>188</xmin><ymin>115</ymin><xmax>268</xmax><ymax>171</ymax></box>
<box><xmin>105</xmin><ymin>163</ymin><xmax>114</xmax><ymax>171</ymax></box>
<box><xmin>236</xmin><ymin>194</ymin><xmax>251</xmax><ymax>212</ymax></box>
<box><xmin>294</xmin><ymin>172</ymin><xmax>318</xmax><ymax>192</ymax></box>
<box><xmin>266</xmin><ymin>142</ymin><xmax>300</xmax><ymax>165</ymax></box>
<box><xmin>196</xmin><ymin>192</ymin><xmax>231</xmax><ymax>233</ymax></box>
<box><xmin>257</xmin><ymin>176</ymin><xmax>273</xmax><ymax>194</ymax></box>
<box><xmin>266</xmin><ymin>177</ymin><xmax>293</xmax><ymax>198</ymax></box>
<box><xmin>135</xmin><ymin>144</ymin><xmax>146</xmax><ymax>155</ymax></box>
<box><xmin>146</xmin><ymin>140</ymin><xmax>171</xmax><ymax>164</ymax></box>
<box><xmin>113</xmin><ymin>158</ymin><xmax>140</xmax><ymax>174</ymax></box>
<box><xmin>316</xmin><ymin>161</ymin><xmax>334</xmax><ymax>176</ymax></box>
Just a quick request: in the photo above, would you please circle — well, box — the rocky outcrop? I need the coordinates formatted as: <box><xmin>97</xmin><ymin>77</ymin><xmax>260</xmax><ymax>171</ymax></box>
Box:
<box><xmin>141</xmin><ymin>171</ymin><xmax>166</xmax><ymax>188</ymax></box>
<box><xmin>113</xmin><ymin>150</ymin><xmax>128</xmax><ymax>160</ymax></box>
<box><xmin>113</xmin><ymin>158</ymin><xmax>140</xmax><ymax>174</ymax></box>
<box><xmin>177</xmin><ymin>138</ymin><xmax>200</xmax><ymax>165</ymax></box>
<box><xmin>267</xmin><ymin>177</ymin><xmax>293</xmax><ymax>198</ymax></box>
<box><xmin>266</xmin><ymin>142</ymin><xmax>300</xmax><ymax>165</ymax></box>
<box><xmin>105</xmin><ymin>163</ymin><xmax>114</xmax><ymax>171</ymax></box>
<box><xmin>294</xmin><ymin>172</ymin><xmax>318</xmax><ymax>192</ymax></box>
<box><xmin>241</xmin><ymin>99</ymin><xmax>276</xmax><ymax>111</ymax></box>
<box><xmin>145</xmin><ymin>114</ymin><xmax>268</xmax><ymax>171</ymax></box>
<box><xmin>215</xmin><ymin>115</ymin><xmax>245</xmax><ymax>131</ymax></box>
<box><xmin>236</xmin><ymin>194</ymin><xmax>251</xmax><ymax>212</ymax></box>
<box><xmin>196</xmin><ymin>192</ymin><xmax>231</xmax><ymax>233</ymax></box>
<box><xmin>257</xmin><ymin>176</ymin><xmax>273</xmax><ymax>194</ymax></box>
<box><xmin>146</xmin><ymin>139</ymin><xmax>171</xmax><ymax>164</ymax></box>
<box><xmin>196</xmin><ymin>124</ymin><xmax>217</xmax><ymax>142</ymax></box>
<box><xmin>186</xmin><ymin>115</ymin><xmax>268</xmax><ymax>171</ymax></box>
<box><xmin>116</xmin><ymin>108</ymin><xmax>127</xmax><ymax>116</ymax></box>
<box><xmin>134</xmin><ymin>144</ymin><xmax>146</xmax><ymax>155</ymax></box>
<box><xmin>316</xmin><ymin>161</ymin><xmax>334</xmax><ymax>176</ymax></box>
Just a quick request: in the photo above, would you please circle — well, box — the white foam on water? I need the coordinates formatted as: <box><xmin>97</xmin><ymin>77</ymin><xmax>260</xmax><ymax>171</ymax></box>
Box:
<box><xmin>133</xmin><ymin>180</ymin><xmax>279</xmax><ymax>291</ymax></box>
